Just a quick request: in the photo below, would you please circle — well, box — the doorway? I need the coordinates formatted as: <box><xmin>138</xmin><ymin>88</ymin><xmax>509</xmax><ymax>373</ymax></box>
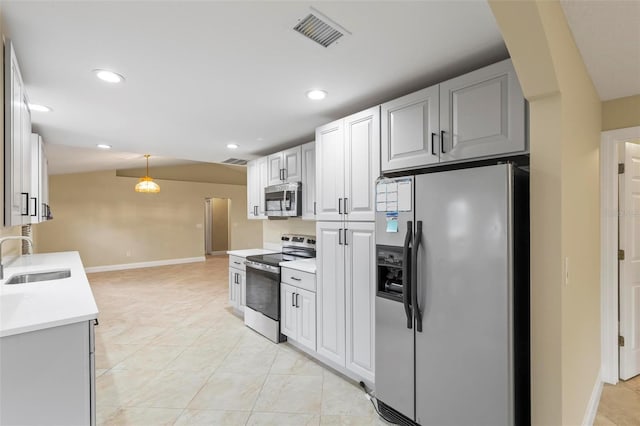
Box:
<box><xmin>601</xmin><ymin>126</ymin><xmax>640</xmax><ymax>384</ymax></box>
<box><xmin>204</xmin><ymin>198</ymin><xmax>230</xmax><ymax>255</ymax></box>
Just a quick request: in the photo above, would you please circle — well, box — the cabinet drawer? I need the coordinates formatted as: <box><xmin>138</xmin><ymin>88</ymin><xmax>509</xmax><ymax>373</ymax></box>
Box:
<box><xmin>229</xmin><ymin>255</ymin><xmax>246</xmax><ymax>271</ymax></box>
<box><xmin>281</xmin><ymin>267</ymin><xmax>315</xmax><ymax>292</ymax></box>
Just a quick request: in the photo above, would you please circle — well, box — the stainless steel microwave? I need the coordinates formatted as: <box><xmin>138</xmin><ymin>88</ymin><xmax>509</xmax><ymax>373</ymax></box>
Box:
<box><xmin>265</xmin><ymin>182</ymin><xmax>302</xmax><ymax>218</ymax></box>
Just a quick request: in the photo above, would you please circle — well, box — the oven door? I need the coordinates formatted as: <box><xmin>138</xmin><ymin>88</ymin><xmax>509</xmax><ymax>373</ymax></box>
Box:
<box><xmin>245</xmin><ymin>262</ymin><xmax>280</xmax><ymax>321</ymax></box>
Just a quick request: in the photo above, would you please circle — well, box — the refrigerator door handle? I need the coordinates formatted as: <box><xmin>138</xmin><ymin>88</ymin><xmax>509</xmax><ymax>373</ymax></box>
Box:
<box><xmin>402</xmin><ymin>221</ymin><xmax>413</xmax><ymax>329</ymax></box>
<box><xmin>413</xmin><ymin>220</ymin><xmax>424</xmax><ymax>332</ymax></box>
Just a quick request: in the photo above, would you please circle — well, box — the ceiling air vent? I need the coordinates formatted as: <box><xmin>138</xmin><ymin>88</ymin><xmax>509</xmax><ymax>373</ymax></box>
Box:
<box><xmin>293</xmin><ymin>9</ymin><xmax>350</xmax><ymax>48</ymax></box>
<box><xmin>222</xmin><ymin>158</ymin><xmax>248</xmax><ymax>165</ymax></box>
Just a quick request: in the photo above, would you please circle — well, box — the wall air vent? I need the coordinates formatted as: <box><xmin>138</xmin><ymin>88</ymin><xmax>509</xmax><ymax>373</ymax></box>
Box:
<box><xmin>222</xmin><ymin>158</ymin><xmax>248</xmax><ymax>165</ymax></box>
<box><xmin>293</xmin><ymin>8</ymin><xmax>350</xmax><ymax>48</ymax></box>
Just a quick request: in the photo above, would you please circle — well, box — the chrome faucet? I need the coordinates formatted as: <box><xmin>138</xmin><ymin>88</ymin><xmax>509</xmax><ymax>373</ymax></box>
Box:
<box><xmin>0</xmin><ymin>236</ymin><xmax>33</xmax><ymax>280</ymax></box>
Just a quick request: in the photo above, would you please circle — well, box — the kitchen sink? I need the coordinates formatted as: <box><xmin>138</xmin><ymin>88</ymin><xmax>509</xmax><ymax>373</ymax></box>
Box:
<box><xmin>5</xmin><ymin>269</ymin><xmax>71</xmax><ymax>285</ymax></box>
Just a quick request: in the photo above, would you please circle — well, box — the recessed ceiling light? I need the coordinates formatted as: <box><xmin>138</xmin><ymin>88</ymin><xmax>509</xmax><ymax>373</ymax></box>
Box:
<box><xmin>28</xmin><ymin>103</ymin><xmax>52</xmax><ymax>112</ymax></box>
<box><xmin>306</xmin><ymin>89</ymin><xmax>327</xmax><ymax>100</ymax></box>
<box><xmin>93</xmin><ymin>69</ymin><xmax>125</xmax><ymax>83</ymax></box>
<box><xmin>97</xmin><ymin>144</ymin><xmax>112</xmax><ymax>150</ymax></box>
<box><xmin>227</xmin><ymin>143</ymin><xmax>239</xmax><ymax>149</ymax></box>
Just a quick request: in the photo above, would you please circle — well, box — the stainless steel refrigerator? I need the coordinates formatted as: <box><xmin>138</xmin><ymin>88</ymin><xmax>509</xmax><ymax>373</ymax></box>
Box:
<box><xmin>374</xmin><ymin>163</ymin><xmax>530</xmax><ymax>426</ymax></box>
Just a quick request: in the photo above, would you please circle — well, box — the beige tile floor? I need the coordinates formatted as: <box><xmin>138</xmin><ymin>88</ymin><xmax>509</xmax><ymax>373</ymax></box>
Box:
<box><xmin>595</xmin><ymin>375</ymin><xmax>640</xmax><ymax>425</ymax></box>
<box><xmin>89</xmin><ymin>256</ymin><xmax>385</xmax><ymax>426</ymax></box>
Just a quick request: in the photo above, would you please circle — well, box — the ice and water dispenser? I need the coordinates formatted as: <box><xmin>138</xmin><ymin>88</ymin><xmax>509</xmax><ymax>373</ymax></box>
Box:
<box><xmin>376</xmin><ymin>245</ymin><xmax>407</xmax><ymax>301</ymax></box>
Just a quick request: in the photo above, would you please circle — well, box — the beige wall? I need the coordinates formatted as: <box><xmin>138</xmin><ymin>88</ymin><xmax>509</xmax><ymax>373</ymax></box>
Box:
<box><xmin>34</xmin><ymin>170</ymin><xmax>262</xmax><ymax>267</ymax></box>
<box><xmin>262</xmin><ymin>218</ymin><xmax>316</xmax><ymax>248</ymax></box>
<box><xmin>602</xmin><ymin>94</ymin><xmax>640</xmax><ymax>131</ymax></box>
<box><xmin>490</xmin><ymin>1</ymin><xmax>602</xmax><ymax>424</ymax></box>
<box><xmin>211</xmin><ymin>198</ymin><xmax>229</xmax><ymax>252</ymax></box>
<box><xmin>0</xmin><ymin>9</ymin><xmax>26</xmax><ymax>257</ymax></box>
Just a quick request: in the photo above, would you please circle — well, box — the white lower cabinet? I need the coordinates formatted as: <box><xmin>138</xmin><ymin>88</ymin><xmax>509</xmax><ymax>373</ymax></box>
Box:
<box><xmin>0</xmin><ymin>320</ymin><xmax>96</xmax><ymax>425</ymax></box>
<box><xmin>316</xmin><ymin>221</ymin><xmax>375</xmax><ymax>382</ymax></box>
<box><xmin>281</xmin><ymin>283</ymin><xmax>317</xmax><ymax>351</ymax></box>
<box><xmin>228</xmin><ymin>256</ymin><xmax>246</xmax><ymax>313</ymax></box>
<box><xmin>281</xmin><ymin>268</ymin><xmax>317</xmax><ymax>352</ymax></box>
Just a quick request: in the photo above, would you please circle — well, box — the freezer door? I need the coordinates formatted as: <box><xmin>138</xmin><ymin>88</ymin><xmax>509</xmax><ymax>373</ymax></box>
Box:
<box><xmin>374</xmin><ymin>296</ymin><xmax>414</xmax><ymax>419</ymax></box>
<box><xmin>414</xmin><ymin>164</ymin><xmax>514</xmax><ymax>426</ymax></box>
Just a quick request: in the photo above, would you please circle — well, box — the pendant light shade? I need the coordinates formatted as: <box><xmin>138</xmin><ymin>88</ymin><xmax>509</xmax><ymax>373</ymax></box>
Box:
<box><xmin>135</xmin><ymin>154</ymin><xmax>160</xmax><ymax>193</ymax></box>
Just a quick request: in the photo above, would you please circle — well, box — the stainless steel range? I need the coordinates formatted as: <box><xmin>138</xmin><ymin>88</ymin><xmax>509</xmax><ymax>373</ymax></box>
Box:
<box><xmin>244</xmin><ymin>234</ymin><xmax>316</xmax><ymax>343</ymax></box>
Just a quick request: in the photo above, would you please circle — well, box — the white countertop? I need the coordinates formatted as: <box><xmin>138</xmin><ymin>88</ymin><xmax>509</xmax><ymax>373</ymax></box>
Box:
<box><xmin>0</xmin><ymin>251</ymin><xmax>98</xmax><ymax>338</ymax></box>
<box><xmin>280</xmin><ymin>258</ymin><xmax>316</xmax><ymax>274</ymax></box>
<box><xmin>227</xmin><ymin>249</ymin><xmax>278</xmax><ymax>258</ymax></box>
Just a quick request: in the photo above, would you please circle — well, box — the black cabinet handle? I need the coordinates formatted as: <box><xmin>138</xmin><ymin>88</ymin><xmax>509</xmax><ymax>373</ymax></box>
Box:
<box><xmin>431</xmin><ymin>133</ymin><xmax>437</xmax><ymax>156</ymax></box>
<box><xmin>291</xmin><ymin>276</ymin><xmax>301</xmax><ymax>281</ymax></box>
<box><xmin>30</xmin><ymin>197</ymin><xmax>37</xmax><ymax>217</ymax></box>
<box><xmin>344</xmin><ymin>229</ymin><xmax>348</xmax><ymax>246</ymax></box>
<box><xmin>338</xmin><ymin>198</ymin><xmax>343</xmax><ymax>214</ymax></box>
<box><xmin>344</xmin><ymin>198</ymin><xmax>348</xmax><ymax>215</ymax></box>
<box><xmin>295</xmin><ymin>293</ymin><xmax>300</xmax><ymax>308</ymax></box>
<box><xmin>94</xmin><ymin>319</ymin><xmax>99</xmax><ymax>326</ymax></box>
<box><xmin>440</xmin><ymin>130</ymin><xmax>446</xmax><ymax>154</ymax></box>
<box><xmin>338</xmin><ymin>228</ymin><xmax>343</xmax><ymax>245</ymax></box>
<box><xmin>292</xmin><ymin>292</ymin><xmax>295</xmax><ymax>307</ymax></box>
<box><xmin>21</xmin><ymin>193</ymin><xmax>29</xmax><ymax>216</ymax></box>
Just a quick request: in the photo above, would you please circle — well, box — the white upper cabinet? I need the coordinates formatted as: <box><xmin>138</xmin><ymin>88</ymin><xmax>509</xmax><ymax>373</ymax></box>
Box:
<box><xmin>316</xmin><ymin>106</ymin><xmax>380</xmax><ymax>222</ymax></box>
<box><xmin>381</xmin><ymin>59</ymin><xmax>526</xmax><ymax>172</ymax></box>
<box><xmin>267</xmin><ymin>146</ymin><xmax>302</xmax><ymax>185</ymax></box>
<box><xmin>4</xmin><ymin>41</ymin><xmax>32</xmax><ymax>226</ymax></box>
<box><xmin>440</xmin><ymin>59</ymin><xmax>526</xmax><ymax>162</ymax></box>
<box><xmin>381</xmin><ymin>85</ymin><xmax>440</xmax><ymax>171</ymax></box>
<box><xmin>344</xmin><ymin>107</ymin><xmax>380</xmax><ymax>222</ymax></box>
<box><xmin>301</xmin><ymin>141</ymin><xmax>316</xmax><ymax>220</ymax></box>
<box><xmin>246</xmin><ymin>157</ymin><xmax>267</xmax><ymax>220</ymax></box>
<box><xmin>315</xmin><ymin>119</ymin><xmax>345</xmax><ymax>221</ymax></box>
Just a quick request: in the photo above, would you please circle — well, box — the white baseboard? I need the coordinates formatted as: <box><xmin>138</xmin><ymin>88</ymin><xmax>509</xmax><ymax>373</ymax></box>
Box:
<box><xmin>582</xmin><ymin>369</ymin><xmax>603</xmax><ymax>426</ymax></box>
<box><xmin>207</xmin><ymin>251</ymin><xmax>227</xmax><ymax>256</ymax></box>
<box><xmin>84</xmin><ymin>256</ymin><xmax>205</xmax><ymax>273</ymax></box>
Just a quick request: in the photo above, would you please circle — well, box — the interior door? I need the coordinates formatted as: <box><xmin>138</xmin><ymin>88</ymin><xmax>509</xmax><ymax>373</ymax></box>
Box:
<box><xmin>620</xmin><ymin>142</ymin><xmax>640</xmax><ymax>380</ymax></box>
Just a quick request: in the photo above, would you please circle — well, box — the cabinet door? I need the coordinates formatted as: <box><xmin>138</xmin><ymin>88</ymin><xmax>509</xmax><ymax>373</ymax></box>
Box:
<box><xmin>301</xmin><ymin>141</ymin><xmax>316</xmax><ymax>220</ymax></box>
<box><xmin>267</xmin><ymin>153</ymin><xmax>284</xmax><ymax>186</ymax></box>
<box><xmin>344</xmin><ymin>107</ymin><xmax>380</xmax><ymax>222</ymax></box>
<box><xmin>239</xmin><ymin>270</ymin><xmax>246</xmax><ymax>312</ymax></box>
<box><xmin>21</xmin><ymin>96</ymin><xmax>32</xmax><ymax>224</ymax></box>
<box><xmin>257</xmin><ymin>156</ymin><xmax>268</xmax><ymax>218</ymax></box>
<box><xmin>345</xmin><ymin>223</ymin><xmax>376</xmax><ymax>382</ymax></box>
<box><xmin>40</xmin><ymin>142</ymin><xmax>49</xmax><ymax>221</ymax></box>
<box><xmin>315</xmin><ymin>119</ymin><xmax>345</xmax><ymax>221</ymax></box>
<box><xmin>283</xmin><ymin>146</ymin><xmax>302</xmax><ymax>183</ymax></box>
<box><xmin>297</xmin><ymin>287</ymin><xmax>317</xmax><ymax>352</ymax></box>
<box><xmin>247</xmin><ymin>159</ymin><xmax>258</xmax><ymax>219</ymax></box>
<box><xmin>440</xmin><ymin>59</ymin><xmax>526</xmax><ymax>162</ymax></box>
<box><xmin>228</xmin><ymin>269</ymin><xmax>239</xmax><ymax>309</ymax></box>
<box><xmin>30</xmin><ymin>134</ymin><xmax>41</xmax><ymax>224</ymax></box>
<box><xmin>280</xmin><ymin>283</ymin><xmax>298</xmax><ymax>340</ymax></box>
<box><xmin>5</xmin><ymin>43</ymin><xmax>24</xmax><ymax>227</ymax></box>
<box><xmin>381</xmin><ymin>85</ymin><xmax>440</xmax><ymax>172</ymax></box>
<box><xmin>316</xmin><ymin>222</ymin><xmax>346</xmax><ymax>365</ymax></box>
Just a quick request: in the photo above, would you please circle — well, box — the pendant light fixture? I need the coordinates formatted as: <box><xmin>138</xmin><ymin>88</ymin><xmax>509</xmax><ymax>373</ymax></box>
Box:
<box><xmin>134</xmin><ymin>154</ymin><xmax>160</xmax><ymax>193</ymax></box>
